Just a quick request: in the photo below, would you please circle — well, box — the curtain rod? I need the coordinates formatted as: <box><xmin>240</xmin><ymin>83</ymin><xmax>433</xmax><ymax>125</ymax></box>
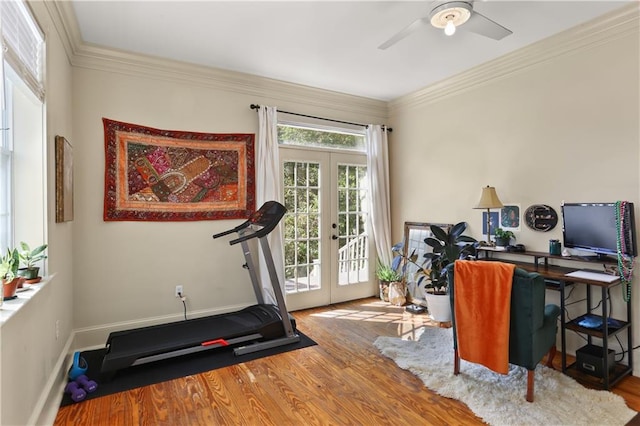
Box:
<box><xmin>250</xmin><ymin>104</ymin><xmax>392</xmax><ymax>132</ymax></box>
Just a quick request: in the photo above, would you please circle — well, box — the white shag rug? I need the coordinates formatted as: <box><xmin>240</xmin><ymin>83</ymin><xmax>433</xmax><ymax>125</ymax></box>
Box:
<box><xmin>374</xmin><ymin>327</ymin><xmax>637</xmax><ymax>426</ymax></box>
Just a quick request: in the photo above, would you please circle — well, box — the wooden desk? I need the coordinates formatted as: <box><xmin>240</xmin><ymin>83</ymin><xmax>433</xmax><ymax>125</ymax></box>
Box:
<box><xmin>478</xmin><ymin>248</ymin><xmax>633</xmax><ymax>390</ymax></box>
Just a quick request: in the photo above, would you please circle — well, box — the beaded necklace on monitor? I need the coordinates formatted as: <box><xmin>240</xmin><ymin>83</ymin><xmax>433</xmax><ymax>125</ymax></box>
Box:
<box><xmin>615</xmin><ymin>201</ymin><xmax>635</xmax><ymax>302</ymax></box>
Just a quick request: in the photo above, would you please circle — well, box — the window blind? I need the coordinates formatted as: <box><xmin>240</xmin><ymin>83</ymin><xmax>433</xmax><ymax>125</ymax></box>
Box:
<box><xmin>0</xmin><ymin>0</ymin><xmax>44</xmax><ymax>100</ymax></box>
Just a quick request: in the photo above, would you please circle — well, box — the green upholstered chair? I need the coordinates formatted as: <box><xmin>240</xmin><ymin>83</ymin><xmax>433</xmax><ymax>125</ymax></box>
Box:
<box><xmin>446</xmin><ymin>264</ymin><xmax>561</xmax><ymax>402</ymax></box>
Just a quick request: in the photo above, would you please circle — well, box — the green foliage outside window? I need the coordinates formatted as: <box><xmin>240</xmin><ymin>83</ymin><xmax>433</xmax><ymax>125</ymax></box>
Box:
<box><xmin>278</xmin><ymin>125</ymin><xmax>365</xmax><ymax>151</ymax></box>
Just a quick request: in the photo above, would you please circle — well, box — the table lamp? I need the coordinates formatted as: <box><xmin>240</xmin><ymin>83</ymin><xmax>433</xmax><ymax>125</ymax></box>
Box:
<box><xmin>474</xmin><ymin>185</ymin><xmax>503</xmax><ymax>246</ymax></box>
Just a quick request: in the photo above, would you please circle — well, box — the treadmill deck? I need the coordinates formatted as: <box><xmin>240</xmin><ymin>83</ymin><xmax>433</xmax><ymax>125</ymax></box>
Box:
<box><xmin>101</xmin><ymin>304</ymin><xmax>289</xmax><ymax>373</ymax></box>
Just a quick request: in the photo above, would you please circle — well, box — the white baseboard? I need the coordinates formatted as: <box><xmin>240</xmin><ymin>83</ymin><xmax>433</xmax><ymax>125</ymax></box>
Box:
<box><xmin>29</xmin><ymin>332</ymin><xmax>75</xmax><ymax>426</ymax></box>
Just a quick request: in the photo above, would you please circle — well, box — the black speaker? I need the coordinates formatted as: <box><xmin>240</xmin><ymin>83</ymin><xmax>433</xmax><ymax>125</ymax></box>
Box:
<box><xmin>576</xmin><ymin>344</ymin><xmax>615</xmax><ymax>378</ymax></box>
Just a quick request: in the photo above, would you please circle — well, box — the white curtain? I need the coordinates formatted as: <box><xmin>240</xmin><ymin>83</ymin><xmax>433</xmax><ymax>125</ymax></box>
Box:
<box><xmin>366</xmin><ymin>125</ymin><xmax>393</xmax><ymax>266</ymax></box>
<box><xmin>256</xmin><ymin>105</ymin><xmax>284</xmax><ymax>304</ymax></box>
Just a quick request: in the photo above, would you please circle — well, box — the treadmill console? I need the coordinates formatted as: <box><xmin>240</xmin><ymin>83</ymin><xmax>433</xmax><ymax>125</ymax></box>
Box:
<box><xmin>249</xmin><ymin>201</ymin><xmax>286</xmax><ymax>230</ymax></box>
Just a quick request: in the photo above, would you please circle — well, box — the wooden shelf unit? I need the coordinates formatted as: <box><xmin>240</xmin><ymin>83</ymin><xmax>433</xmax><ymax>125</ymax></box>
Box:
<box><xmin>478</xmin><ymin>248</ymin><xmax>633</xmax><ymax>390</ymax></box>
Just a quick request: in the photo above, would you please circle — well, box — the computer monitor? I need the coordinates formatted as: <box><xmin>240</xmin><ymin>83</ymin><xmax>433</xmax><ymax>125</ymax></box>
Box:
<box><xmin>561</xmin><ymin>202</ymin><xmax>637</xmax><ymax>259</ymax></box>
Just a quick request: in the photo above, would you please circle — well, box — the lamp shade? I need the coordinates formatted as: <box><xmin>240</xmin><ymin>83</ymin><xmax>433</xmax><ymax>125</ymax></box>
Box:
<box><xmin>474</xmin><ymin>186</ymin><xmax>503</xmax><ymax>209</ymax></box>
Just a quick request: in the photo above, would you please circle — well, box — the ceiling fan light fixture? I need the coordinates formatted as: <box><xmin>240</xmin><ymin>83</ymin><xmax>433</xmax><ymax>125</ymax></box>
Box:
<box><xmin>444</xmin><ymin>18</ymin><xmax>456</xmax><ymax>36</ymax></box>
<box><xmin>430</xmin><ymin>1</ymin><xmax>472</xmax><ymax>34</ymax></box>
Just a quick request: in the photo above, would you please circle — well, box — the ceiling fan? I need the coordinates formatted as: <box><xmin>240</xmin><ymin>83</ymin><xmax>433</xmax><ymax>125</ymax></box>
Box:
<box><xmin>378</xmin><ymin>0</ymin><xmax>512</xmax><ymax>50</ymax></box>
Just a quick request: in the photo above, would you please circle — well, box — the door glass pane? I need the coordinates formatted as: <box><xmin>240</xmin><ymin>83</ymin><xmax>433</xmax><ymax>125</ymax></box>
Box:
<box><xmin>283</xmin><ymin>161</ymin><xmax>321</xmax><ymax>294</ymax></box>
<box><xmin>337</xmin><ymin>164</ymin><xmax>369</xmax><ymax>286</ymax></box>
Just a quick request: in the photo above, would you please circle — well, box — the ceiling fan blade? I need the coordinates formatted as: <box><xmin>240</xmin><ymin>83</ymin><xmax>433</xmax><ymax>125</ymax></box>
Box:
<box><xmin>378</xmin><ymin>17</ymin><xmax>429</xmax><ymax>50</ymax></box>
<box><xmin>463</xmin><ymin>11</ymin><xmax>512</xmax><ymax>40</ymax></box>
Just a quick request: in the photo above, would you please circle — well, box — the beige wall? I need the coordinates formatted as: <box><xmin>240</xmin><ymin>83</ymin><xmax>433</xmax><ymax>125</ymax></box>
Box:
<box><xmin>70</xmin><ymin>61</ymin><xmax>386</xmax><ymax>346</ymax></box>
<box><xmin>3</xmin><ymin>3</ymin><xmax>638</xmax><ymax>424</ymax></box>
<box><xmin>0</xmin><ymin>2</ymin><xmax>75</xmax><ymax>425</ymax></box>
<box><xmin>389</xmin><ymin>23</ymin><xmax>639</xmax><ymax>370</ymax></box>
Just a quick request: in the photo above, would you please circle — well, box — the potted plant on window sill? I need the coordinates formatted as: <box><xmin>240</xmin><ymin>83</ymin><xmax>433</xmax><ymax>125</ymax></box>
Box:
<box><xmin>494</xmin><ymin>228</ymin><xmax>515</xmax><ymax>247</ymax></box>
<box><xmin>1</xmin><ymin>248</ymin><xmax>23</xmax><ymax>302</ymax></box>
<box><xmin>17</xmin><ymin>242</ymin><xmax>47</xmax><ymax>284</ymax></box>
<box><xmin>420</xmin><ymin>222</ymin><xmax>477</xmax><ymax>322</ymax></box>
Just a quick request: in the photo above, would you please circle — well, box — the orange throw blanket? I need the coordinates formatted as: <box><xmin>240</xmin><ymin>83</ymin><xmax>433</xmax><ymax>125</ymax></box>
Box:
<box><xmin>454</xmin><ymin>260</ymin><xmax>515</xmax><ymax>374</ymax></box>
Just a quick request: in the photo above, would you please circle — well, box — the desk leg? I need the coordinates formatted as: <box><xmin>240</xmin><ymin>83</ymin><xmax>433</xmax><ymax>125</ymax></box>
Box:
<box><xmin>560</xmin><ymin>280</ymin><xmax>567</xmax><ymax>373</ymax></box>
<box><xmin>628</xmin><ymin>293</ymin><xmax>634</xmax><ymax>374</ymax></box>
<box><xmin>601</xmin><ymin>285</ymin><xmax>610</xmax><ymax>390</ymax></box>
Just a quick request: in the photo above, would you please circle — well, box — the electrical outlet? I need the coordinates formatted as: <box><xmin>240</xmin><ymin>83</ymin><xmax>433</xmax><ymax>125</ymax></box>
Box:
<box><xmin>55</xmin><ymin>320</ymin><xmax>60</xmax><ymax>340</ymax></box>
<box><xmin>175</xmin><ymin>285</ymin><xmax>183</xmax><ymax>298</ymax></box>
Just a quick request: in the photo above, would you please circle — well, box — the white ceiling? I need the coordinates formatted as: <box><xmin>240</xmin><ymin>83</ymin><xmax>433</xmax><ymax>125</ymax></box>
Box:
<box><xmin>70</xmin><ymin>1</ymin><xmax>632</xmax><ymax>101</ymax></box>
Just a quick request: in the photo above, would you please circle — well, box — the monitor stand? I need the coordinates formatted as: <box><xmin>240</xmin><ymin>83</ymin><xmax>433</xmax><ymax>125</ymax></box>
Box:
<box><xmin>577</xmin><ymin>253</ymin><xmax>613</xmax><ymax>262</ymax></box>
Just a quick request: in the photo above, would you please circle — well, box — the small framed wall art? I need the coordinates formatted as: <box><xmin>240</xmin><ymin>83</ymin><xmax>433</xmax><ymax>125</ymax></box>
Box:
<box><xmin>500</xmin><ymin>204</ymin><xmax>521</xmax><ymax>232</ymax></box>
<box><xmin>482</xmin><ymin>211</ymin><xmax>499</xmax><ymax>235</ymax></box>
<box><xmin>55</xmin><ymin>135</ymin><xmax>74</xmax><ymax>222</ymax></box>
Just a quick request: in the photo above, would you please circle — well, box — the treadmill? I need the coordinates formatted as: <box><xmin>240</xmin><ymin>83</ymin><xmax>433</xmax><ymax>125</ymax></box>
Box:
<box><xmin>100</xmin><ymin>201</ymin><xmax>300</xmax><ymax>375</ymax></box>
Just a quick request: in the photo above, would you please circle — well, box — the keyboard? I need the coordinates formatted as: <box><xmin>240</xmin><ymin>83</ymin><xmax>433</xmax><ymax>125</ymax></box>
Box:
<box><xmin>564</xmin><ymin>270</ymin><xmax>618</xmax><ymax>283</ymax></box>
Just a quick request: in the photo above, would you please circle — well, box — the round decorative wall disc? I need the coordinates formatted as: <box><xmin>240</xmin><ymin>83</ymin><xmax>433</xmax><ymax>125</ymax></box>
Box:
<box><xmin>524</xmin><ymin>204</ymin><xmax>558</xmax><ymax>232</ymax></box>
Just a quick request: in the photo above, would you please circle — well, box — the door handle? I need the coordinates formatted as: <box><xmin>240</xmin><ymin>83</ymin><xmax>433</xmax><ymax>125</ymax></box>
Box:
<box><xmin>332</xmin><ymin>235</ymin><xmax>338</xmax><ymax>240</ymax></box>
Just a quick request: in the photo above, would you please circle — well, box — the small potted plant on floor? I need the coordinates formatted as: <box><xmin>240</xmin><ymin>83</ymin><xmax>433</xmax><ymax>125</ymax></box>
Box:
<box><xmin>376</xmin><ymin>263</ymin><xmax>402</xmax><ymax>303</ymax></box>
<box><xmin>494</xmin><ymin>228</ymin><xmax>515</xmax><ymax>247</ymax></box>
<box><xmin>1</xmin><ymin>247</ymin><xmax>22</xmax><ymax>302</ymax></box>
<box><xmin>391</xmin><ymin>241</ymin><xmax>425</xmax><ymax>305</ymax></box>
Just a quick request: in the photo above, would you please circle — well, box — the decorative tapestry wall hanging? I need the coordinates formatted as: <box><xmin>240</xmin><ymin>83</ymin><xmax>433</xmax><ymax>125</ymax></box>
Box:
<box><xmin>103</xmin><ymin>118</ymin><xmax>255</xmax><ymax>221</ymax></box>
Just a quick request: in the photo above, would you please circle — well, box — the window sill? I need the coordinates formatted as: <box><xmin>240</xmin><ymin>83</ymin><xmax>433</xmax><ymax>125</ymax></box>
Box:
<box><xmin>0</xmin><ymin>273</ymin><xmax>55</xmax><ymax>327</ymax></box>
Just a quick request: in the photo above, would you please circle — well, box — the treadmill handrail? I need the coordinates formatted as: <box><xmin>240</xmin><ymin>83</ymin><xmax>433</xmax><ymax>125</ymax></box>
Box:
<box><xmin>212</xmin><ymin>221</ymin><xmax>250</xmax><ymax>239</ymax></box>
<box><xmin>229</xmin><ymin>227</ymin><xmax>266</xmax><ymax>245</ymax></box>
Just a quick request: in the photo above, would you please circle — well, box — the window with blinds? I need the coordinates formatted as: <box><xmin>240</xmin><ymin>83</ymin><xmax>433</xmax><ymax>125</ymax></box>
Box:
<box><xmin>0</xmin><ymin>0</ymin><xmax>44</xmax><ymax>100</ymax></box>
<box><xmin>0</xmin><ymin>1</ymin><xmax>45</xmax><ymax>254</ymax></box>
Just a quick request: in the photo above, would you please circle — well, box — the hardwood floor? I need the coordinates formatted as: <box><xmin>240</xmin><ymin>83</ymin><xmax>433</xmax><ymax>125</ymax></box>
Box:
<box><xmin>54</xmin><ymin>298</ymin><xmax>640</xmax><ymax>425</ymax></box>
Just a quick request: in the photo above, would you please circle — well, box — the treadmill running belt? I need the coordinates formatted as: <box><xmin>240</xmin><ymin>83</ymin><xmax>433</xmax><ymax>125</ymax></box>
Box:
<box><xmin>101</xmin><ymin>304</ymin><xmax>287</xmax><ymax>373</ymax></box>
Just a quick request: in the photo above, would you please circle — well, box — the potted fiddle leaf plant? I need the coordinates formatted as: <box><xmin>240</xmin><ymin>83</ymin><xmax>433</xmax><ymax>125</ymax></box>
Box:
<box><xmin>17</xmin><ymin>242</ymin><xmax>47</xmax><ymax>283</ymax></box>
<box><xmin>1</xmin><ymin>247</ymin><xmax>21</xmax><ymax>301</ymax></box>
<box><xmin>420</xmin><ymin>222</ymin><xmax>477</xmax><ymax>322</ymax></box>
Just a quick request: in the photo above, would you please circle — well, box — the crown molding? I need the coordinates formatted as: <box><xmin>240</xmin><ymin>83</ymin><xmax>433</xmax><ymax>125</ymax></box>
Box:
<box><xmin>44</xmin><ymin>1</ymin><xmax>637</xmax><ymax>121</ymax></box>
<box><xmin>71</xmin><ymin>43</ymin><xmax>389</xmax><ymax>120</ymax></box>
<box><xmin>47</xmin><ymin>1</ymin><xmax>388</xmax><ymax>122</ymax></box>
<box><xmin>41</xmin><ymin>0</ymin><xmax>80</xmax><ymax>63</ymax></box>
<box><xmin>389</xmin><ymin>3</ymin><xmax>640</xmax><ymax>114</ymax></box>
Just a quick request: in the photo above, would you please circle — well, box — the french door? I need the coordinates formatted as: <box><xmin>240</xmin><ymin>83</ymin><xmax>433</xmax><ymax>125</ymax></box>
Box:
<box><xmin>280</xmin><ymin>147</ymin><xmax>375</xmax><ymax>311</ymax></box>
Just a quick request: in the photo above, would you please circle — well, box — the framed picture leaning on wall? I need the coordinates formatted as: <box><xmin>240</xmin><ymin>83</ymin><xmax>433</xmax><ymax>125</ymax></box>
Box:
<box><xmin>55</xmin><ymin>135</ymin><xmax>73</xmax><ymax>222</ymax></box>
